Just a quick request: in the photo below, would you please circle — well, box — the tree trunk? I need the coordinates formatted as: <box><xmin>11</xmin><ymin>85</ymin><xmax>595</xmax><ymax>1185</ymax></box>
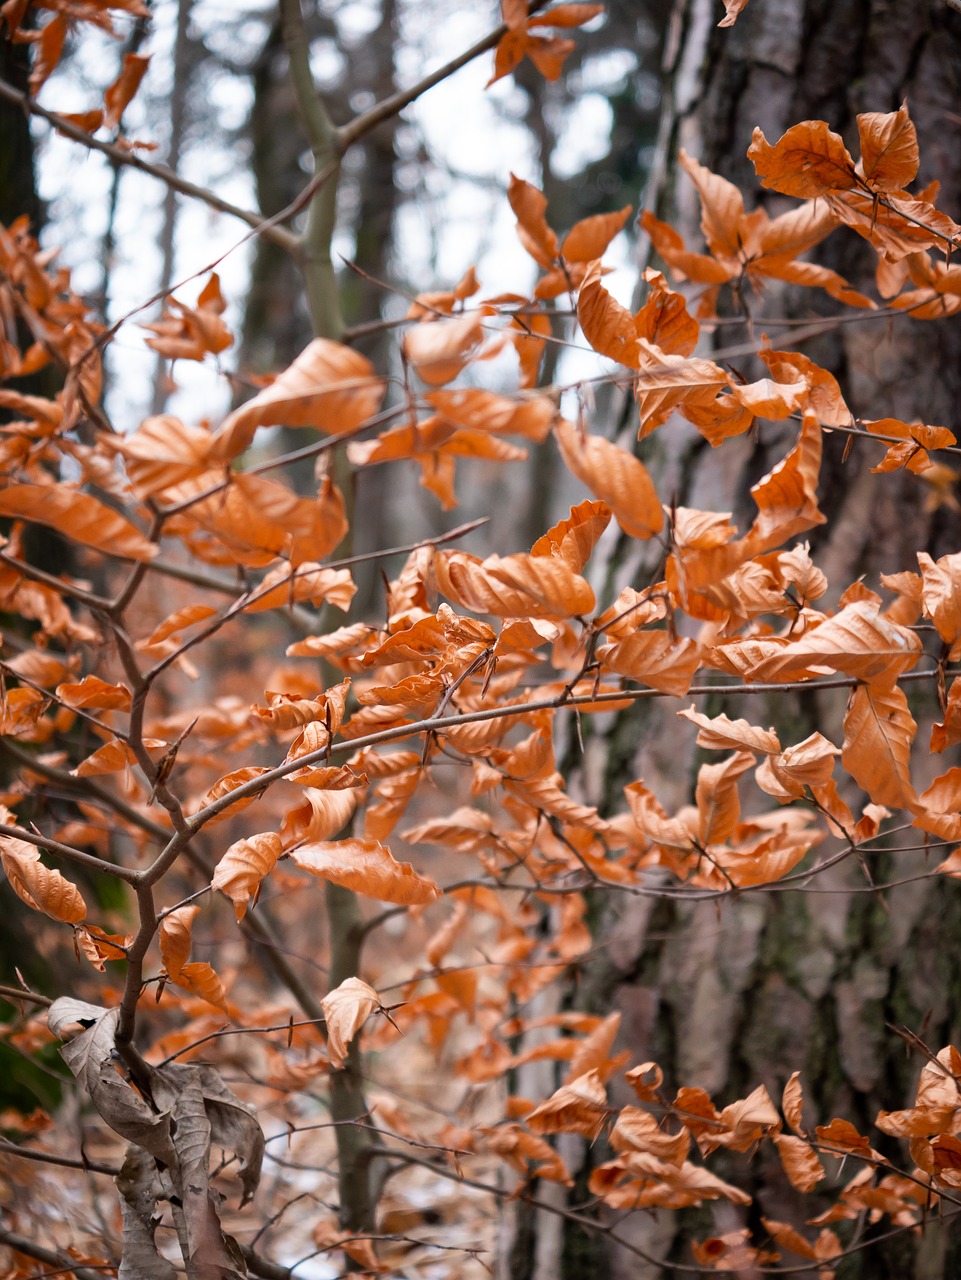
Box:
<box><xmin>0</xmin><ymin>31</ymin><xmax>40</xmax><ymax>231</ymax></box>
<box><xmin>582</xmin><ymin>1</ymin><xmax>961</xmax><ymax>1276</ymax></box>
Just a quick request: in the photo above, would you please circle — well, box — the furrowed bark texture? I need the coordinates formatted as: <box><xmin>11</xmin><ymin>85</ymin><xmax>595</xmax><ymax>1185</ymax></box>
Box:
<box><xmin>597</xmin><ymin>1</ymin><xmax>961</xmax><ymax>1277</ymax></box>
<box><xmin>504</xmin><ymin>1</ymin><xmax>961</xmax><ymax>1277</ymax></box>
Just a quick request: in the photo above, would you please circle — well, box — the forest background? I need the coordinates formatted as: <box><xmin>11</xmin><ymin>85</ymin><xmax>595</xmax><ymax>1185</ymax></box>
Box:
<box><xmin>1</xmin><ymin>1</ymin><xmax>961</xmax><ymax>1278</ymax></box>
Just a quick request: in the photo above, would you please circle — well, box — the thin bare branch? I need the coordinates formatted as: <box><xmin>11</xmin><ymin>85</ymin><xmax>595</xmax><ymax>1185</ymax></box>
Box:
<box><xmin>0</xmin><ymin>822</ymin><xmax>139</xmax><ymax>882</ymax></box>
<box><xmin>0</xmin><ymin>1227</ymin><xmax>112</xmax><ymax>1280</ymax></box>
<box><xmin>0</xmin><ymin>76</ymin><xmax>299</xmax><ymax>255</ymax></box>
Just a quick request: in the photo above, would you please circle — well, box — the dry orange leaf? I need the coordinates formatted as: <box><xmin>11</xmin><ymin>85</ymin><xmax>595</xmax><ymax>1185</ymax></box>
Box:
<box><xmin>857</xmin><ymin>101</ymin><xmax>918</xmax><ymax>193</ymax></box>
<box><xmin>483</xmin><ymin>1124</ymin><xmax>572</xmax><ymax>1184</ymax></box>
<box><xmin>190</xmin><ymin>766</ymin><xmax>273</xmax><ymax>826</ymax></box>
<box><xmin>634</xmin><ymin>340</ymin><xmax>729</xmax><ymax>437</ymax></box>
<box><xmin>159</xmin><ymin>904</ymin><xmax>201</xmax><ymax>977</ymax></box>
<box><xmin>140</xmin><ymin>603</ymin><xmax>217</xmax><ymax>648</ymax></box>
<box><xmin>507</xmin><ymin>174</ymin><xmax>559</xmax><ymax>267</ymax></box>
<box><xmin>748</xmin><ymin>120</ymin><xmax>857</xmax><ymax>199</ymax></box>
<box><xmin>718</xmin><ymin>0</ymin><xmax>750</xmax><ymax>26</ymax></box>
<box><xmin>917</xmin><ymin>550</ymin><xmax>961</xmax><ymax>654</ymax></box>
<box><xmin>0</xmin><ymin>484</ymin><xmax>157</xmax><ymax>561</ymax></box>
<box><xmin>715</xmin><ymin>829</ymin><xmax>816</xmax><ymax>890</ymax></box>
<box><xmin>843</xmin><ymin>682</ymin><xmax>917</xmax><ymax>809</ymax></box>
<box><xmin>677</xmin><ymin>705</ymin><xmax>779</xmax><ymax>754</ymax></box>
<box><xmin>751</xmin><ymin>600</ymin><xmax>922</xmax><ymax>687</ymax></box>
<box><xmin>576</xmin><ymin>261</ymin><xmax>640</xmax><ymax>365</ymax></box>
<box><xmin>774</xmin><ymin>1133</ymin><xmax>825</xmax><ymax>1192</ymax></box>
<box><xmin>782</xmin><ymin>1071</ymin><xmax>805</xmax><ymax>1135</ymax></box>
<box><xmin>103</xmin><ymin>52</ymin><xmax>150</xmax><ymax>131</ymax></box>
<box><xmin>403</xmin><ymin>311</ymin><xmax>487</xmax><ymax>386</ymax></box>
<box><xmin>525</xmin><ymin>1069</ymin><xmax>609</xmax><ymax>1139</ymax></box>
<box><xmin>279</xmin><ymin>788</ymin><xmax>359</xmax><ymax>847</ymax></box>
<box><xmin>761</xmin><ymin>1219</ymin><xmax>818</xmax><ymax>1261</ymax></box>
<box><xmin>99</xmin><ymin>415</ymin><xmax>216</xmax><ymax>500</ymax></box>
<box><xmin>610</xmin><ymin>1106</ymin><xmax>690</xmax><ymax>1166</ymax></box>
<box><xmin>566</xmin><ymin>1012</ymin><xmax>628</xmax><ymax>1085</ymax></box>
<box><xmin>173</xmin><ymin>961</ymin><xmax>229</xmax><ymax>1014</ymax></box>
<box><xmin>208</xmin><ymin>339</ymin><xmax>384</xmax><ymax>462</ymax></box>
<box><xmin>426</xmin><ymin>388</ymin><xmax>555</xmax><ymax>441</ymax></box>
<box><xmin>640</xmin><ymin>209</ymin><xmax>732</xmax><ymax>286</ymax></box>
<box><xmin>29</xmin><ymin>13</ymin><xmax>67</xmax><ymax>92</ymax></box>
<box><xmin>531</xmin><ymin>499</ymin><xmax>612</xmax><ymax>574</ymax></box>
<box><xmin>729</xmin><ymin>377</ymin><xmax>808</xmax><ymax>419</ymax></box>
<box><xmin>71</xmin><ymin>736</ymin><xmax>165</xmax><ymax>776</ymax></box>
<box><xmin>624</xmin><ymin>781</ymin><xmax>695</xmax><ymax>852</ymax></box>
<box><xmin>695</xmin><ymin>751</ymin><xmax>754</xmax><ymax>846</ymax></box>
<box><xmin>434</xmin><ymin>548</ymin><xmax>595</xmax><ymax>618</ymax></box>
<box><xmin>143</xmin><ymin>272</ymin><xmax>233</xmax><ymax>362</ymax></box>
<box><xmin>322</xmin><ymin>976</ymin><xmax>381</xmax><ymax>1069</ymax></box>
<box><xmin>554</xmin><ymin>418</ymin><xmax>662</xmax><ymax>539</ymax></box>
<box><xmin>932</xmin><ymin>677</ymin><xmax>961</xmax><ymax>753</ymax></box>
<box><xmin>526</xmin><ymin>4</ymin><xmax>604</xmax><ymax>30</ymax></box>
<box><xmin>596</xmin><ymin>631</ymin><xmax>701</xmax><ymax>697</ymax></box>
<box><xmin>290</xmin><ymin>838</ymin><xmax>439</xmax><ymax>904</ymax></box>
<box><xmin>625</xmin><ymin>1061</ymin><xmax>663</xmax><ymax>1102</ymax></box>
<box><xmin>211</xmin><ymin>833</ymin><xmax>283</xmax><ymax>921</ymax></box>
<box><xmin>762</xmin><ymin>732</ymin><xmax>841</xmax><ymax>798</ymax></box>
<box><xmin>245</xmin><ymin>563</ymin><xmax>356</xmax><ymax>614</ymax></box>
<box><xmin>678</xmin><ymin>148</ymin><xmax>745</xmax><ymax>261</ymax></box>
<box><xmin>814</xmin><ymin>1117</ymin><xmax>873</xmax><ymax>1156</ymax></box>
<box><xmin>561</xmin><ymin>206</ymin><xmax>632</xmax><ymax>263</ymax></box>
<box><xmin>634</xmin><ymin>269</ymin><xmax>699</xmax><ymax>357</ymax></box>
<box><xmin>55</xmin><ymin>675</ymin><xmax>131</xmax><ymax>711</ymax></box>
<box><xmin>0</xmin><ymin>835</ymin><xmax>87</xmax><ymax>924</ymax></box>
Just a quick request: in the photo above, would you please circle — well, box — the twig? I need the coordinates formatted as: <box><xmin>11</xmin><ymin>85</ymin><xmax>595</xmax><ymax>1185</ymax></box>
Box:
<box><xmin>0</xmin><ymin>823</ymin><xmax>139</xmax><ymax>883</ymax></box>
<box><xmin>0</xmin><ymin>1135</ymin><xmax>116</xmax><ymax>1176</ymax></box>
<box><xmin>0</xmin><ymin>1226</ymin><xmax>110</xmax><ymax>1280</ymax></box>
<box><xmin>0</xmin><ymin>982</ymin><xmax>52</xmax><ymax>1008</ymax></box>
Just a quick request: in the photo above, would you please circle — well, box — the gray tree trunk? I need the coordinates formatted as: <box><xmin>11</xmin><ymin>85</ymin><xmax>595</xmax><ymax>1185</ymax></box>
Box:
<box><xmin>595</xmin><ymin>1</ymin><xmax>961</xmax><ymax>1276</ymax></box>
<box><xmin>502</xmin><ymin>1</ymin><xmax>961</xmax><ymax>1276</ymax></box>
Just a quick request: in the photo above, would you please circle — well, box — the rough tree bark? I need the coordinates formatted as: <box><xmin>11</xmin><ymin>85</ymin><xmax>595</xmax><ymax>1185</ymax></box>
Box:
<box><xmin>499</xmin><ymin>2</ymin><xmax>961</xmax><ymax>1277</ymax></box>
<box><xmin>579</xmin><ymin>2</ymin><xmax>961</xmax><ymax>1277</ymax></box>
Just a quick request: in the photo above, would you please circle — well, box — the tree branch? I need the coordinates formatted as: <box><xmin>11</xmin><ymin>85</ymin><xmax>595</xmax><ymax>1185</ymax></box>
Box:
<box><xmin>0</xmin><ymin>1226</ymin><xmax>110</xmax><ymax>1280</ymax></box>
<box><xmin>0</xmin><ymin>823</ymin><xmax>139</xmax><ymax>883</ymax></box>
<box><xmin>279</xmin><ymin>0</ymin><xmax>343</xmax><ymax>338</ymax></box>
<box><xmin>0</xmin><ymin>737</ymin><xmax>171</xmax><ymax>844</ymax></box>
<box><xmin>0</xmin><ymin>75</ymin><xmax>300</xmax><ymax>255</ymax></box>
<box><xmin>0</xmin><ymin>982</ymin><xmax>52</xmax><ymax>1008</ymax></box>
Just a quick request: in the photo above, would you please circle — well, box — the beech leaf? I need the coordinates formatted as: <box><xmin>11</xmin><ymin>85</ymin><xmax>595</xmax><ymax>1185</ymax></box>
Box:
<box><xmin>208</xmin><ymin>339</ymin><xmax>384</xmax><ymax>461</ymax></box>
<box><xmin>774</xmin><ymin>1133</ymin><xmax>825</xmax><ymax>1192</ymax></box>
<box><xmin>857</xmin><ymin>102</ymin><xmax>918</xmax><ymax>192</ymax></box>
<box><xmin>0</xmin><ymin>485</ymin><xmax>157</xmax><ymax>561</ymax></box>
<box><xmin>0</xmin><ymin>835</ymin><xmax>87</xmax><ymax>924</ymax></box>
<box><xmin>554</xmin><ymin>418</ymin><xmax>663</xmax><ymax>539</ymax></box>
<box><xmin>290</xmin><ymin>838</ymin><xmax>440</xmax><ymax>904</ymax></box>
<box><xmin>159</xmin><ymin>904</ymin><xmax>200</xmax><ymax>977</ymax></box>
<box><xmin>748</xmin><ymin>121</ymin><xmax>857</xmax><ymax>199</ymax></box>
<box><xmin>322</xmin><ymin>976</ymin><xmax>381</xmax><ymax>1069</ymax></box>
<box><xmin>843</xmin><ymin>682</ymin><xmax>917</xmax><ymax>809</ymax></box>
<box><xmin>211</xmin><ymin>832</ymin><xmax>283</xmax><ymax>919</ymax></box>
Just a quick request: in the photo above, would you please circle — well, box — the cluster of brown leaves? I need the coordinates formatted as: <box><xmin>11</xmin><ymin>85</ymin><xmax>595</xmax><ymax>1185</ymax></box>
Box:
<box><xmin>4</xmin><ymin>1</ymin><xmax>151</xmax><ymax>138</ymax></box>
<box><xmin>488</xmin><ymin>2</ymin><xmax>603</xmax><ymax>87</ymax></box>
